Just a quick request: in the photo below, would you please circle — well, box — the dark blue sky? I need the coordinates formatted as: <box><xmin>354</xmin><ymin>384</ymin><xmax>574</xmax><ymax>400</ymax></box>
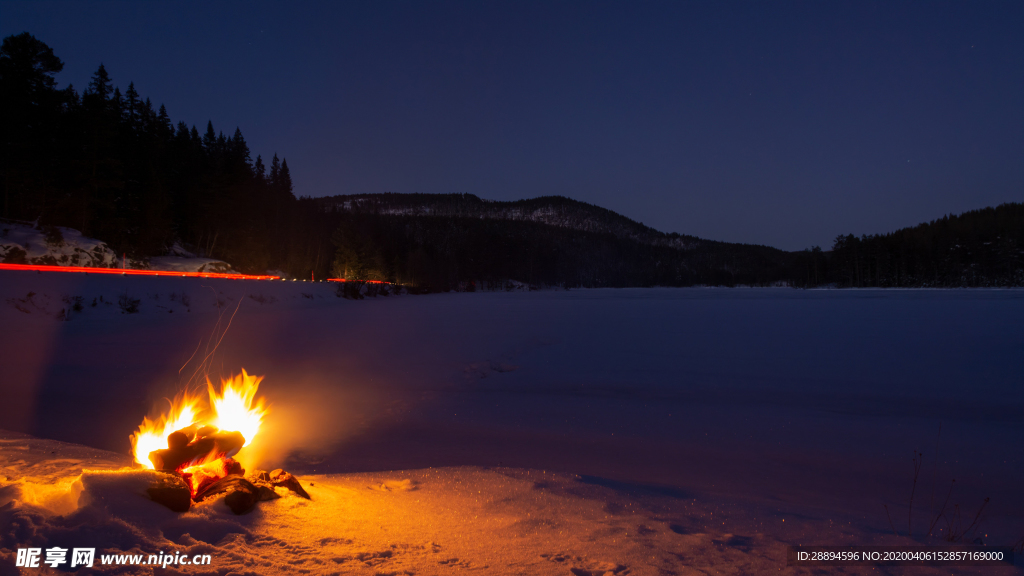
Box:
<box><xmin>4</xmin><ymin>1</ymin><xmax>1021</xmax><ymax>250</ymax></box>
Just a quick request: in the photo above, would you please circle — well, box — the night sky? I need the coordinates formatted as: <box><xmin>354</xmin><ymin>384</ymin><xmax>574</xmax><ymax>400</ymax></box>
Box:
<box><xmin>3</xmin><ymin>1</ymin><xmax>1021</xmax><ymax>250</ymax></box>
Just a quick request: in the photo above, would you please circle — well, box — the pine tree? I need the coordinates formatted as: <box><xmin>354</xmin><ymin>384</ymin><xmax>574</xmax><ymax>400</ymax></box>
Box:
<box><xmin>203</xmin><ymin>121</ymin><xmax>217</xmax><ymax>150</ymax></box>
<box><xmin>269</xmin><ymin>153</ymin><xmax>281</xmax><ymax>186</ymax></box>
<box><xmin>87</xmin><ymin>63</ymin><xmax>113</xmax><ymax>100</ymax></box>
<box><xmin>111</xmin><ymin>86</ymin><xmax>124</xmax><ymax>119</ymax></box>
<box><xmin>253</xmin><ymin>155</ymin><xmax>266</xmax><ymax>182</ymax></box>
<box><xmin>157</xmin><ymin>104</ymin><xmax>172</xmax><ymax>138</ymax></box>
<box><xmin>279</xmin><ymin>158</ymin><xmax>293</xmax><ymax>198</ymax></box>
<box><xmin>231</xmin><ymin>127</ymin><xmax>251</xmax><ymax>165</ymax></box>
<box><xmin>0</xmin><ymin>32</ymin><xmax>66</xmax><ymax>219</ymax></box>
<box><xmin>125</xmin><ymin>82</ymin><xmax>140</xmax><ymax>127</ymax></box>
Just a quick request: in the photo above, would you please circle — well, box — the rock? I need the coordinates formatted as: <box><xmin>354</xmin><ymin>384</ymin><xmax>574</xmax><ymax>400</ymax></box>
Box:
<box><xmin>224</xmin><ymin>485</ymin><xmax>259</xmax><ymax>514</ymax></box>
<box><xmin>245</xmin><ymin>470</ymin><xmax>281</xmax><ymax>501</ymax></box>
<box><xmin>269</xmin><ymin>469</ymin><xmax>311</xmax><ymax>499</ymax></box>
<box><xmin>247</xmin><ymin>469</ymin><xmax>271</xmax><ymax>483</ymax></box>
<box><xmin>256</xmin><ymin>485</ymin><xmax>281</xmax><ymax>501</ymax></box>
<box><xmin>146</xmin><ymin>473</ymin><xmax>191</xmax><ymax>512</ymax></box>
<box><xmin>194</xmin><ymin>475</ymin><xmax>260</xmax><ymax>514</ymax></box>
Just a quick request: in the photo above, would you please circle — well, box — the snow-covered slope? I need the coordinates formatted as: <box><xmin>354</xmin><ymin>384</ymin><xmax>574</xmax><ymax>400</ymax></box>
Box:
<box><xmin>0</xmin><ymin>221</ymin><xmax>119</xmax><ymax>268</ymax></box>
<box><xmin>0</xmin><ymin>220</ymin><xmax>234</xmax><ymax>273</ymax></box>
<box><xmin>317</xmin><ymin>193</ymin><xmax>711</xmax><ymax>250</ymax></box>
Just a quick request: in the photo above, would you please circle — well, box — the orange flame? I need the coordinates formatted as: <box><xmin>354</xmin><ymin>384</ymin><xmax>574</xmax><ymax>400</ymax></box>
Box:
<box><xmin>130</xmin><ymin>391</ymin><xmax>202</xmax><ymax>468</ymax></box>
<box><xmin>129</xmin><ymin>370</ymin><xmax>269</xmax><ymax>469</ymax></box>
<box><xmin>208</xmin><ymin>370</ymin><xmax>266</xmax><ymax>448</ymax></box>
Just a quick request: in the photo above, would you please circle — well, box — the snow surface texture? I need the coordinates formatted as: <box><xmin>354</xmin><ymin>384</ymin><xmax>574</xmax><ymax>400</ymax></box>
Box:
<box><xmin>0</xmin><ymin>271</ymin><xmax>1022</xmax><ymax>574</ymax></box>
<box><xmin>0</xmin><ymin>222</ymin><xmax>232</xmax><ymax>273</ymax></box>
<box><xmin>0</xmin><ymin>221</ymin><xmax>119</xmax><ymax>268</ymax></box>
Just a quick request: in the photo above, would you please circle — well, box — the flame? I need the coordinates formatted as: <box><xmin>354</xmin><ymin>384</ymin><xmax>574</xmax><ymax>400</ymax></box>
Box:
<box><xmin>130</xmin><ymin>391</ymin><xmax>202</xmax><ymax>469</ymax></box>
<box><xmin>208</xmin><ymin>370</ymin><xmax>266</xmax><ymax>448</ymax></box>
<box><xmin>129</xmin><ymin>370</ymin><xmax>269</xmax><ymax>470</ymax></box>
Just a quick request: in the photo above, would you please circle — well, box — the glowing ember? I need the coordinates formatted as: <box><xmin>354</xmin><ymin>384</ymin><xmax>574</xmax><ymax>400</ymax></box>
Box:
<box><xmin>181</xmin><ymin>457</ymin><xmax>240</xmax><ymax>497</ymax></box>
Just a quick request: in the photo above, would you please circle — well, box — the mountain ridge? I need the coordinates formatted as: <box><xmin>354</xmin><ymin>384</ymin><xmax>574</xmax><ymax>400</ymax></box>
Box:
<box><xmin>313</xmin><ymin>192</ymin><xmax>763</xmax><ymax>252</ymax></box>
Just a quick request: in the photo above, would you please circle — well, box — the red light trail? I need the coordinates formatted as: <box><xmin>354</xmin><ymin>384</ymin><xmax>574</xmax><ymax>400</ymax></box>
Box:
<box><xmin>0</xmin><ymin>263</ymin><xmax>280</xmax><ymax>280</ymax></box>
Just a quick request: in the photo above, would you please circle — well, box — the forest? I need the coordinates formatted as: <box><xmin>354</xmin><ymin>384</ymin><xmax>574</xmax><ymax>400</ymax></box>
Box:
<box><xmin>2</xmin><ymin>32</ymin><xmax>1021</xmax><ymax>290</ymax></box>
<box><xmin>0</xmin><ymin>32</ymin><xmax>335</xmax><ymax>276</ymax></box>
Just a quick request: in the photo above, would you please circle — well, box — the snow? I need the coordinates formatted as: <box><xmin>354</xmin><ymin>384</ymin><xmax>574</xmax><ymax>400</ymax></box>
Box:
<box><xmin>0</xmin><ymin>271</ymin><xmax>1022</xmax><ymax>574</ymax></box>
<box><xmin>0</xmin><ymin>221</ymin><xmax>119</xmax><ymax>268</ymax></box>
<box><xmin>147</xmin><ymin>244</ymin><xmax>235</xmax><ymax>274</ymax></box>
<box><xmin>0</xmin><ymin>221</ymin><xmax>234</xmax><ymax>273</ymax></box>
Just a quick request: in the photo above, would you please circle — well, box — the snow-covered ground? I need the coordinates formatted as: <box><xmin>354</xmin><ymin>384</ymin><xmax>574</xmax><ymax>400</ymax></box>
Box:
<box><xmin>1</xmin><ymin>221</ymin><xmax>233</xmax><ymax>273</ymax></box>
<box><xmin>1</xmin><ymin>271</ymin><xmax>1022</xmax><ymax>574</ymax></box>
<box><xmin>0</xmin><ymin>221</ymin><xmax>119</xmax><ymax>268</ymax></box>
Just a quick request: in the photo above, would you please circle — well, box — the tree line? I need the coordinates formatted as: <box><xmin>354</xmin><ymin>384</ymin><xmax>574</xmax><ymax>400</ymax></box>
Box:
<box><xmin>3</xmin><ymin>32</ymin><xmax>1020</xmax><ymax>290</ymax></box>
<box><xmin>328</xmin><ymin>210</ymin><xmax>795</xmax><ymax>289</ymax></box>
<box><xmin>793</xmin><ymin>203</ymin><xmax>1023</xmax><ymax>288</ymax></box>
<box><xmin>0</xmin><ymin>32</ymin><xmax>334</xmax><ymax>276</ymax></box>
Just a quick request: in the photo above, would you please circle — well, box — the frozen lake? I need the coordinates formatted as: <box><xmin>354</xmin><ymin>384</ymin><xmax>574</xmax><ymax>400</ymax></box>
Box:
<box><xmin>2</xmin><ymin>272</ymin><xmax>1022</xmax><ymax>544</ymax></box>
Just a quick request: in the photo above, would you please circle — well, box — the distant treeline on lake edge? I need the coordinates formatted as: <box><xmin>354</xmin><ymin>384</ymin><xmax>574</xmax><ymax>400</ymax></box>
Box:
<box><xmin>3</xmin><ymin>33</ymin><xmax>1022</xmax><ymax>290</ymax></box>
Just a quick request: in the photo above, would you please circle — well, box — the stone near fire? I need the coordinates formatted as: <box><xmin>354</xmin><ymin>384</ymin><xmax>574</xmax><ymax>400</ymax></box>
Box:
<box><xmin>246</xmin><ymin>470</ymin><xmax>282</xmax><ymax>501</ymax></box>
<box><xmin>269</xmin><ymin>469</ymin><xmax>311</xmax><ymax>499</ymax></box>
<box><xmin>224</xmin><ymin>485</ymin><xmax>259</xmax><ymax>514</ymax></box>
<box><xmin>194</xmin><ymin>475</ymin><xmax>260</xmax><ymax>514</ymax></box>
<box><xmin>256</xmin><ymin>485</ymin><xmax>281</xmax><ymax>501</ymax></box>
<box><xmin>145</xmin><ymin>472</ymin><xmax>191</xmax><ymax>512</ymax></box>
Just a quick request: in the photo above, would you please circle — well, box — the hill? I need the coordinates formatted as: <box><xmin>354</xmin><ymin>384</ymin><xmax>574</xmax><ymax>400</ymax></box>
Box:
<box><xmin>316</xmin><ymin>193</ymin><xmax>708</xmax><ymax>250</ymax></box>
<box><xmin>316</xmin><ymin>193</ymin><xmax>798</xmax><ymax>289</ymax></box>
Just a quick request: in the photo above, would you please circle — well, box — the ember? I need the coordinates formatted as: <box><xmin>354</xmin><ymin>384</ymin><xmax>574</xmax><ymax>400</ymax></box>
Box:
<box><xmin>130</xmin><ymin>370</ymin><xmax>309</xmax><ymax>513</ymax></box>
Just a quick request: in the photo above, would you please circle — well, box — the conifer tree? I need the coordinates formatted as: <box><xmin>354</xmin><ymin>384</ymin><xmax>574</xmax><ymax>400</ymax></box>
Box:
<box><xmin>269</xmin><ymin>154</ymin><xmax>281</xmax><ymax>186</ymax></box>
<box><xmin>87</xmin><ymin>63</ymin><xmax>112</xmax><ymax>100</ymax></box>
<box><xmin>157</xmin><ymin>104</ymin><xmax>172</xmax><ymax>138</ymax></box>
<box><xmin>203</xmin><ymin>121</ymin><xmax>217</xmax><ymax>150</ymax></box>
<box><xmin>125</xmin><ymin>81</ymin><xmax>140</xmax><ymax>126</ymax></box>
<box><xmin>279</xmin><ymin>159</ymin><xmax>293</xmax><ymax>198</ymax></box>
<box><xmin>253</xmin><ymin>155</ymin><xmax>266</xmax><ymax>182</ymax></box>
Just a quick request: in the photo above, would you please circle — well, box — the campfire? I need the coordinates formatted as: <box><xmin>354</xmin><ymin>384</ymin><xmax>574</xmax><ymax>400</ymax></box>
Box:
<box><xmin>131</xmin><ymin>370</ymin><xmax>308</xmax><ymax>514</ymax></box>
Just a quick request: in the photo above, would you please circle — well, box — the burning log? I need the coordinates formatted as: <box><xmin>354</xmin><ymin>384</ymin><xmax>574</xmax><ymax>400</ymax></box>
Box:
<box><xmin>146</xmin><ymin>472</ymin><xmax>191</xmax><ymax>512</ymax></box>
<box><xmin>148</xmin><ymin>430</ymin><xmax>246</xmax><ymax>471</ymax></box>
